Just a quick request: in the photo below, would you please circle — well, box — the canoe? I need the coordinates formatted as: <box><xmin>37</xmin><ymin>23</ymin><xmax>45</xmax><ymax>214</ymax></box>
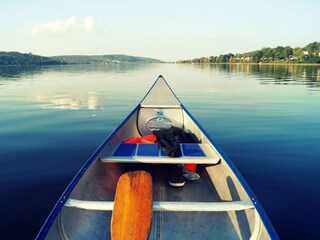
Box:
<box><xmin>36</xmin><ymin>76</ymin><xmax>279</xmax><ymax>239</ymax></box>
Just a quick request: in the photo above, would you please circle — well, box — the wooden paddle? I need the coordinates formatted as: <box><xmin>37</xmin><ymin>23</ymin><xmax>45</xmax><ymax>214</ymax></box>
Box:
<box><xmin>111</xmin><ymin>171</ymin><xmax>153</xmax><ymax>240</ymax></box>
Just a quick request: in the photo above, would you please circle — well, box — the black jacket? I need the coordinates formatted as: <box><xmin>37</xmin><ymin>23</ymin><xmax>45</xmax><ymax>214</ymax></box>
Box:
<box><xmin>153</xmin><ymin>126</ymin><xmax>199</xmax><ymax>157</ymax></box>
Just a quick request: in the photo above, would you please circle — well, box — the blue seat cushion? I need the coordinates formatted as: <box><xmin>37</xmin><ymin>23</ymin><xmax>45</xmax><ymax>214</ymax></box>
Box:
<box><xmin>182</xmin><ymin>144</ymin><xmax>206</xmax><ymax>157</ymax></box>
<box><xmin>113</xmin><ymin>144</ymin><xmax>137</xmax><ymax>157</ymax></box>
<box><xmin>137</xmin><ymin>144</ymin><xmax>159</xmax><ymax>156</ymax></box>
<box><xmin>112</xmin><ymin>143</ymin><xmax>206</xmax><ymax>158</ymax></box>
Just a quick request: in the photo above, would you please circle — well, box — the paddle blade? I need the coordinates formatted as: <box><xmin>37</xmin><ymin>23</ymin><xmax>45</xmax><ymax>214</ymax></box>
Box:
<box><xmin>111</xmin><ymin>171</ymin><xmax>153</xmax><ymax>240</ymax></box>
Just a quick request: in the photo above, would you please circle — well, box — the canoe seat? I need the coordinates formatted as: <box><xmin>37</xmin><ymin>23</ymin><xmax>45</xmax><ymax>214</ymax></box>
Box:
<box><xmin>100</xmin><ymin>143</ymin><xmax>220</xmax><ymax>164</ymax></box>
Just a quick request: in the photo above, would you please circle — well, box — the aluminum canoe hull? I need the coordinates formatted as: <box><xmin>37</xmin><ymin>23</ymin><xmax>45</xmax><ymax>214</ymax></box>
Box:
<box><xmin>37</xmin><ymin>75</ymin><xmax>278</xmax><ymax>240</ymax></box>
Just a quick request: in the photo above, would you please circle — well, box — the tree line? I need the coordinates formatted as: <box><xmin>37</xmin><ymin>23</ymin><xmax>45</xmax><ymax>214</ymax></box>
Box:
<box><xmin>0</xmin><ymin>52</ymin><xmax>65</xmax><ymax>65</ymax></box>
<box><xmin>0</xmin><ymin>52</ymin><xmax>162</xmax><ymax>65</ymax></box>
<box><xmin>178</xmin><ymin>42</ymin><xmax>320</xmax><ymax>64</ymax></box>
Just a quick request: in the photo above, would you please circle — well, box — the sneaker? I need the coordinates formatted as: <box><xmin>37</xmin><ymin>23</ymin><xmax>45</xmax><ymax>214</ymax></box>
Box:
<box><xmin>182</xmin><ymin>168</ymin><xmax>200</xmax><ymax>181</ymax></box>
<box><xmin>168</xmin><ymin>165</ymin><xmax>185</xmax><ymax>187</ymax></box>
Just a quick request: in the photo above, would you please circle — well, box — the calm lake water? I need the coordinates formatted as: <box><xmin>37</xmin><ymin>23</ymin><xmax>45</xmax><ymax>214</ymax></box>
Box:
<box><xmin>0</xmin><ymin>63</ymin><xmax>319</xmax><ymax>239</ymax></box>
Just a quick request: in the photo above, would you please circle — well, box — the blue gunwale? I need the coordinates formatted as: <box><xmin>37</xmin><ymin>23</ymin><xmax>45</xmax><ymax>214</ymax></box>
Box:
<box><xmin>181</xmin><ymin>104</ymin><xmax>279</xmax><ymax>239</ymax></box>
<box><xmin>36</xmin><ymin>104</ymin><xmax>141</xmax><ymax>239</ymax></box>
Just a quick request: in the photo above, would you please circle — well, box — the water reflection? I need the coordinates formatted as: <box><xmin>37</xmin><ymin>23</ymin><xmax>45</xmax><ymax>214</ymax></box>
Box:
<box><xmin>0</xmin><ymin>65</ymin><xmax>46</xmax><ymax>80</ymax></box>
<box><xmin>0</xmin><ymin>64</ymin><xmax>158</xmax><ymax>111</ymax></box>
<box><xmin>1</xmin><ymin>64</ymin><xmax>319</xmax><ymax>113</ymax></box>
<box><xmin>0</xmin><ymin>63</ymin><xmax>157</xmax><ymax>80</ymax></box>
<box><xmin>183</xmin><ymin>63</ymin><xmax>320</xmax><ymax>89</ymax></box>
<box><xmin>28</xmin><ymin>92</ymin><xmax>102</xmax><ymax>111</ymax></box>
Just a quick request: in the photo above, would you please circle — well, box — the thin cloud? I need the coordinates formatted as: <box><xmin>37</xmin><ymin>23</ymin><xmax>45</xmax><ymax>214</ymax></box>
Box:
<box><xmin>32</xmin><ymin>16</ymin><xmax>100</xmax><ymax>35</ymax></box>
<box><xmin>84</xmin><ymin>16</ymin><xmax>95</xmax><ymax>32</ymax></box>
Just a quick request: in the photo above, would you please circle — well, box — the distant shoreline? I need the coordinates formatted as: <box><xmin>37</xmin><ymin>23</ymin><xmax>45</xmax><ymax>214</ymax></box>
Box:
<box><xmin>177</xmin><ymin>41</ymin><xmax>320</xmax><ymax>65</ymax></box>
<box><xmin>175</xmin><ymin>62</ymin><xmax>320</xmax><ymax>66</ymax></box>
<box><xmin>0</xmin><ymin>52</ymin><xmax>162</xmax><ymax>66</ymax></box>
<box><xmin>1</xmin><ymin>62</ymin><xmax>320</xmax><ymax>67</ymax></box>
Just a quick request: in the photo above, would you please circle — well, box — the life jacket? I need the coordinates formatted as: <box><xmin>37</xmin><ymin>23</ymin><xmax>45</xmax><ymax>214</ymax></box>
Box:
<box><xmin>123</xmin><ymin>134</ymin><xmax>157</xmax><ymax>144</ymax></box>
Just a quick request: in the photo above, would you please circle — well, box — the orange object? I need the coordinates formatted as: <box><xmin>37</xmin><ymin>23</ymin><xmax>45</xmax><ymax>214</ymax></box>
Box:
<box><xmin>123</xmin><ymin>134</ymin><xmax>157</xmax><ymax>144</ymax></box>
<box><xmin>185</xmin><ymin>164</ymin><xmax>197</xmax><ymax>173</ymax></box>
<box><xmin>111</xmin><ymin>171</ymin><xmax>152</xmax><ymax>240</ymax></box>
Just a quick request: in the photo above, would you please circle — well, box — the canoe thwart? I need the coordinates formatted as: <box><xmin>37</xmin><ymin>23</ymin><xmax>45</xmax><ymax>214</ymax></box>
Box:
<box><xmin>65</xmin><ymin>199</ymin><xmax>254</xmax><ymax>212</ymax></box>
<box><xmin>100</xmin><ymin>143</ymin><xmax>221</xmax><ymax>164</ymax></box>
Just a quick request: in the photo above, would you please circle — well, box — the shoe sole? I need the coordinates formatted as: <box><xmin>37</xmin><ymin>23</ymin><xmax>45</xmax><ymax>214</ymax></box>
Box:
<box><xmin>169</xmin><ymin>181</ymin><xmax>185</xmax><ymax>187</ymax></box>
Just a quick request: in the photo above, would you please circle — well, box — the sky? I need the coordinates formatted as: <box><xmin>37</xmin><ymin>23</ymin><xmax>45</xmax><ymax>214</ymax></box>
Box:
<box><xmin>1</xmin><ymin>0</ymin><xmax>320</xmax><ymax>62</ymax></box>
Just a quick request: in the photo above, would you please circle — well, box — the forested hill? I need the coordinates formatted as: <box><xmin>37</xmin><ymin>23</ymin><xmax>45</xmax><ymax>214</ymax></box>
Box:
<box><xmin>51</xmin><ymin>54</ymin><xmax>162</xmax><ymax>64</ymax></box>
<box><xmin>178</xmin><ymin>41</ymin><xmax>320</xmax><ymax>64</ymax></box>
<box><xmin>0</xmin><ymin>52</ymin><xmax>162</xmax><ymax>65</ymax></box>
<box><xmin>0</xmin><ymin>52</ymin><xmax>64</xmax><ymax>65</ymax></box>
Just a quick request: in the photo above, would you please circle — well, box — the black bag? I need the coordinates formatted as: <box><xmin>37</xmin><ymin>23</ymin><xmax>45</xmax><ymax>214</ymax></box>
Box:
<box><xmin>153</xmin><ymin>126</ymin><xmax>198</xmax><ymax>157</ymax></box>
